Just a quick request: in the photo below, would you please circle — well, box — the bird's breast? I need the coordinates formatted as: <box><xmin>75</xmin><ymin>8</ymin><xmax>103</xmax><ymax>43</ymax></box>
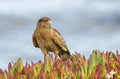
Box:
<box><xmin>36</xmin><ymin>28</ymin><xmax>58</xmax><ymax>51</ymax></box>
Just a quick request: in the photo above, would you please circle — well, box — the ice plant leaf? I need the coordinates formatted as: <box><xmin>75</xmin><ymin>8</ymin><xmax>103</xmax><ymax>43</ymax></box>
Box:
<box><xmin>18</xmin><ymin>58</ymin><xmax>23</xmax><ymax>73</ymax></box>
<box><xmin>3</xmin><ymin>73</ymin><xmax>7</xmax><ymax>79</ymax></box>
<box><xmin>44</xmin><ymin>54</ymin><xmax>53</xmax><ymax>73</ymax></box>
<box><xmin>0</xmin><ymin>51</ymin><xmax>120</xmax><ymax>79</ymax></box>
<box><xmin>116</xmin><ymin>73</ymin><xmax>120</xmax><ymax>79</ymax></box>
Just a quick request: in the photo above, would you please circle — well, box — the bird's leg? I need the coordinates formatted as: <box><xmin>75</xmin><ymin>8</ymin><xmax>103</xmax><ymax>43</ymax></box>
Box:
<box><xmin>54</xmin><ymin>51</ymin><xmax>59</xmax><ymax>58</ymax></box>
<box><xmin>54</xmin><ymin>51</ymin><xmax>59</xmax><ymax>55</ymax></box>
<box><xmin>41</xmin><ymin>49</ymin><xmax>48</xmax><ymax>56</ymax></box>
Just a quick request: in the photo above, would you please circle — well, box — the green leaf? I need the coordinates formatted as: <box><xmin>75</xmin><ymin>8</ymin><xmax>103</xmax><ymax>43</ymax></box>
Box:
<box><xmin>44</xmin><ymin>55</ymin><xmax>52</xmax><ymax>73</ymax></box>
<box><xmin>17</xmin><ymin>58</ymin><xmax>24</xmax><ymax>73</ymax></box>
<box><xmin>3</xmin><ymin>73</ymin><xmax>7</xmax><ymax>79</ymax></box>
<box><xmin>116</xmin><ymin>74</ymin><xmax>120</xmax><ymax>79</ymax></box>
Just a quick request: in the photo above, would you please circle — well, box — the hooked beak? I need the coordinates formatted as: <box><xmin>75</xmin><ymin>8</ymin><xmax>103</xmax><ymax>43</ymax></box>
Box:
<box><xmin>48</xmin><ymin>20</ymin><xmax>52</xmax><ymax>25</ymax></box>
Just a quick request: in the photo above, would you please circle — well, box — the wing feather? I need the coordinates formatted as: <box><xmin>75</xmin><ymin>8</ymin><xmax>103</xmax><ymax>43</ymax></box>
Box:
<box><xmin>32</xmin><ymin>32</ymin><xmax>39</xmax><ymax>48</ymax></box>
<box><xmin>51</xmin><ymin>28</ymin><xmax>69</xmax><ymax>52</ymax></box>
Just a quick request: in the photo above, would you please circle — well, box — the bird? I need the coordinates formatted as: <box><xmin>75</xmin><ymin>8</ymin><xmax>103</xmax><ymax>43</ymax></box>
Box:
<box><xmin>32</xmin><ymin>17</ymin><xmax>71</xmax><ymax>60</ymax></box>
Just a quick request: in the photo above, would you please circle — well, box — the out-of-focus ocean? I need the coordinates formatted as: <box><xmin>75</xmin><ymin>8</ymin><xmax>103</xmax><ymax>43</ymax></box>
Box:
<box><xmin>0</xmin><ymin>0</ymin><xmax>120</xmax><ymax>69</ymax></box>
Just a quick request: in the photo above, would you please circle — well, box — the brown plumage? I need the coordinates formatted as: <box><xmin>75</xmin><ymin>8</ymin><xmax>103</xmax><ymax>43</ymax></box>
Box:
<box><xmin>32</xmin><ymin>17</ymin><xmax>71</xmax><ymax>59</ymax></box>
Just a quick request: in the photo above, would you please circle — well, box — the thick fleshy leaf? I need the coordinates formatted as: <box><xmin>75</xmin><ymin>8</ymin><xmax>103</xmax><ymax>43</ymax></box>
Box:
<box><xmin>0</xmin><ymin>51</ymin><xmax>120</xmax><ymax>79</ymax></box>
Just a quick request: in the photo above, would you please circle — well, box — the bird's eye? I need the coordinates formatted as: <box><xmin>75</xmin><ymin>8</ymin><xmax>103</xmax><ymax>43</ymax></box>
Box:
<box><xmin>44</xmin><ymin>20</ymin><xmax>48</xmax><ymax>21</ymax></box>
<box><xmin>38</xmin><ymin>20</ymin><xmax>43</xmax><ymax>22</ymax></box>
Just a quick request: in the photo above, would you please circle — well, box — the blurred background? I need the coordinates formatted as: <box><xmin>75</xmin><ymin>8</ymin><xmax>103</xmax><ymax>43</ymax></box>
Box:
<box><xmin>0</xmin><ymin>0</ymin><xmax>120</xmax><ymax>69</ymax></box>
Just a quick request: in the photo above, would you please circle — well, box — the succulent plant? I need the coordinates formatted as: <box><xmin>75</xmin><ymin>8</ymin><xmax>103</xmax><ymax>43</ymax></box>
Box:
<box><xmin>0</xmin><ymin>50</ymin><xmax>120</xmax><ymax>79</ymax></box>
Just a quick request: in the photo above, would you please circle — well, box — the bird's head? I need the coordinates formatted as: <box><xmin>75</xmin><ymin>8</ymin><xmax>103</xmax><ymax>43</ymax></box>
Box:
<box><xmin>37</xmin><ymin>17</ymin><xmax>52</xmax><ymax>28</ymax></box>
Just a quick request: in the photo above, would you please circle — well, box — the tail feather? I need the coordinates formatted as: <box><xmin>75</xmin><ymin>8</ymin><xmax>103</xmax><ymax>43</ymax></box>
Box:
<box><xmin>58</xmin><ymin>50</ymin><xmax>71</xmax><ymax>60</ymax></box>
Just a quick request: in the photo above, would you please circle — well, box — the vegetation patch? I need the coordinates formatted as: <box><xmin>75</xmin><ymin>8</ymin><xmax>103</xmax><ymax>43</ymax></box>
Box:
<box><xmin>0</xmin><ymin>50</ymin><xmax>120</xmax><ymax>79</ymax></box>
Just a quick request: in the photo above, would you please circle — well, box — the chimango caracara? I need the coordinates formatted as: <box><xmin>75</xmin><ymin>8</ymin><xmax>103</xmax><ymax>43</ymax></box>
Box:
<box><xmin>32</xmin><ymin>17</ymin><xmax>71</xmax><ymax>59</ymax></box>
